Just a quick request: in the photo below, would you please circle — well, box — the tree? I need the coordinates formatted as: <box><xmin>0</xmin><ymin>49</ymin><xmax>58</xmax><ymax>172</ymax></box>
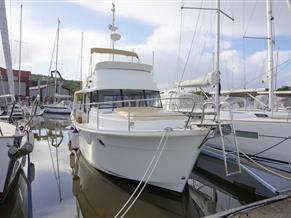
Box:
<box><xmin>277</xmin><ymin>86</ymin><xmax>290</xmax><ymax>91</ymax></box>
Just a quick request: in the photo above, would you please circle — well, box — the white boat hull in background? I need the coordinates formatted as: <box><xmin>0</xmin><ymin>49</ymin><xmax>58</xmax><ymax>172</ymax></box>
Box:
<box><xmin>0</xmin><ymin>122</ymin><xmax>28</xmax><ymax>195</ymax></box>
<box><xmin>0</xmin><ymin>136</ymin><xmax>16</xmax><ymax>193</ymax></box>
<box><xmin>207</xmin><ymin>118</ymin><xmax>291</xmax><ymax>164</ymax></box>
<box><xmin>43</xmin><ymin>105</ymin><xmax>71</xmax><ymax>115</ymax></box>
<box><xmin>77</xmin><ymin>127</ymin><xmax>208</xmax><ymax>192</ymax></box>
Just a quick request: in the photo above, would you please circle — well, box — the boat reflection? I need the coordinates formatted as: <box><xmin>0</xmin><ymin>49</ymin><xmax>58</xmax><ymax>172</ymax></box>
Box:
<box><xmin>31</xmin><ymin>115</ymin><xmax>71</xmax><ymax>203</ymax></box>
<box><xmin>71</xmin><ymin>152</ymin><xmax>204</xmax><ymax>218</ymax></box>
<box><xmin>30</xmin><ymin>115</ymin><xmax>71</xmax><ymax>132</ymax></box>
<box><xmin>0</xmin><ymin>158</ymin><xmax>34</xmax><ymax>218</ymax></box>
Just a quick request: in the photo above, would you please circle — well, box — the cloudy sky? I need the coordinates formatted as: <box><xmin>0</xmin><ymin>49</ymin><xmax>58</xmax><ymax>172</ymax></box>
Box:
<box><xmin>1</xmin><ymin>0</ymin><xmax>291</xmax><ymax>91</ymax></box>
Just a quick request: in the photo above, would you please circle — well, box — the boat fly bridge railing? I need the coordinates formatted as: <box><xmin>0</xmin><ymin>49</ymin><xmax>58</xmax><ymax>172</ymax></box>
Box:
<box><xmin>73</xmin><ymin>97</ymin><xmax>200</xmax><ymax>132</ymax></box>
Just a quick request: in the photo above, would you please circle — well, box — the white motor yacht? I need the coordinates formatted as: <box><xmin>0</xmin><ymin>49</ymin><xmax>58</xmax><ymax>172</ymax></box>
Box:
<box><xmin>72</xmin><ymin>47</ymin><xmax>211</xmax><ymax>192</ymax></box>
<box><xmin>71</xmin><ymin>4</ymin><xmax>213</xmax><ymax>193</ymax></box>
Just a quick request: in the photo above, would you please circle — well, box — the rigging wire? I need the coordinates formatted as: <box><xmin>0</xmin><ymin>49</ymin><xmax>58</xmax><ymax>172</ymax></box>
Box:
<box><xmin>178</xmin><ymin>0</ymin><xmax>204</xmax><ymax>86</ymax></box>
<box><xmin>190</xmin><ymin>14</ymin><xmax>206</xmax><ymax>73</ymax></box>
<box><xmin>46</xmin><ymin>30</ymin><xmax>58</xmax><ymax>99</ymax></box>
<box><xmin>176</xmin><ymin>0</ymin><xmax>184</xmax><ymax>83</ymax></box>
<box><xmin>242</xmin><ymin>0</ymin><xmax>258</xmax><ymax>37</ymax></box>
<box><xmin>245</xmin><ymin>56</ymin><xmax>291</xmax><ymax>87</ymax></box>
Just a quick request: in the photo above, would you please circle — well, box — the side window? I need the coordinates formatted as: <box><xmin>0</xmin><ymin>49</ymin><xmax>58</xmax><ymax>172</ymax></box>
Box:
<box><xmin>98</xmin><ymin>90</ymin><xmax>122</xmax><ymax>109</ymax></box>
<box><xmin>144</xmin><ymin>90</ymin><xmax>162</xmax><ymax>108</ymax></box>
<box><xmin>90</xmin><ymin>91</ymin><xmax>98</xmax><ymax>107</ymax></box>
<box><xmin>123</xmin><ymin>90</ymin><xmax>145</xmax><ymax>107</ymax></box>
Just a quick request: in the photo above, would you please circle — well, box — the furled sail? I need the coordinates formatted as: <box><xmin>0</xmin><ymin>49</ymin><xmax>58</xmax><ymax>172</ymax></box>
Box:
<box><xmin>288</xmin><ymin>0</ymin><xmax>291</xmax><ymax>10</ymax></box>
<box><xmin>178</xmin><ymin>71</ymin><xmax>217</xmax><ymax>88</ymax></box>
<box><xmin>0</xmin><ymin>0</ymin><xmax>15</xmax><ymax>95</ymax></box>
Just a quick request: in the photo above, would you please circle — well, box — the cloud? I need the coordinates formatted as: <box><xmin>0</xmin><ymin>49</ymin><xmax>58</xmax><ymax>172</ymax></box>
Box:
<box><xmin>1</xmin><ymin>0</ymin><xmax>291</xmax><ymax>91</ymax></box>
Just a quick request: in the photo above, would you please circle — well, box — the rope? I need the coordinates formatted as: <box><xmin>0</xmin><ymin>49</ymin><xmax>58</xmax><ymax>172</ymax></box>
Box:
<box><xmin>205</xmin><ymin>144</ymin><xmax>291</xmax><ymax>181</ymax></box>
<box><xmin>240</xmin><ymin>150</ymin><xmax>291</xmax><ymax>181</ymax></box>
<box><xmin>252</xmin><ymin>135</ymin><xmax>291</xmax><ymax>156</ymax></box>
<box><xmin>211</xmin><ymin>131</ymin><xmax>291</xmax><ymax>181</ymax></box>
<box><xmin>114</xmin><ymin>127</ymin><xmax>172</xmax><ymax>218</ymax></box>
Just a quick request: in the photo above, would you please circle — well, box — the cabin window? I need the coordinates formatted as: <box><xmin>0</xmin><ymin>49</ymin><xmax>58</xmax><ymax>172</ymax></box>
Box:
<box><xmin>98</xmin><ymin>90</ymin><xmax>122</xmax><ymax>109</ymax></box>
<box><xmin>123</xmin><ymin>90</ymin><xmax>145</xmax><ymax>107</ymax></box>
<box><xmin>87</xmin><ymin>89</ymin><xmax>162</xmax><ymax>109</ymax></box>
<box><xmin>144</xmin><ymin>90</ymin><xmax>162</xmax><ymax>108</ymax></box>
<box><xmin>90</xmin><ymin>91</ymin><xmax>98</xmax><ymax>106</ymax></box>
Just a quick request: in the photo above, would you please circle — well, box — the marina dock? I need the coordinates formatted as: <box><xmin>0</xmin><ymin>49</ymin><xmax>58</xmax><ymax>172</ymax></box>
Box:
<box><xmin>207</xmin><ymin>194</ymin><xmax>291</xmax><ymax>217</ymax></box>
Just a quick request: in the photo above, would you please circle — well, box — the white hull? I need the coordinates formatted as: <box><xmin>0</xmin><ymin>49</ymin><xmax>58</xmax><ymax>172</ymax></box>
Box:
<box><xmin>0</xmin><ymin>122</ymin><xmax>28</xmax><ymax>195</ymax></box>
<box><xmin>43</xmin><ymin>105</ymin><xmax>71</xmax><ymax>115</ymax></box>
<box><xmin>77</xmin><ymin>126</ymin><xmax>207</xmax><ymax>192</ymax></box>
<box><xmin>207</xmin><ymin>118</ymin><xmax>291</xmax><ymax>164</ymax></box>
<box><xmin>0</xmin><ymin>136</ymin><xmax>15</xmax><ymax>193</ymax></box>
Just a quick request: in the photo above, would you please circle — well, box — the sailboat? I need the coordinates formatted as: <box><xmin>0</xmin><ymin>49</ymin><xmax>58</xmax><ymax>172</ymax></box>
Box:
<box><xmin>166</xmin><ymin>0</ymin><xmax>291</xmax><ymax>166</ymax></box>
<box><xmin>43</xmin><ymin>20</ymin><xmax>72</xmax><ymax>116</ymax></box>
<box><xmin>71</xmin><ymin>3</ymin><xmax>212</xmax><ymax>193</ymax></box>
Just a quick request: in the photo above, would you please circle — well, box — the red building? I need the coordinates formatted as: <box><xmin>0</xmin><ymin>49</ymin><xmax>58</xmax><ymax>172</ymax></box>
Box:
<box><xmin>0</xmin><ymin>67</ymin><xmax>31</xmax><ymax>96</ymax></box>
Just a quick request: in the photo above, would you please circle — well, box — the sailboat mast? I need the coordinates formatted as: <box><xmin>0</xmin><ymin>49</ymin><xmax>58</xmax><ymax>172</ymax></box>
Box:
<box><xmin>55</xmin><ymin>19</ymin><xmax>60</xmax><ymax>98</ymax></box>
<box><xmin>0</xmin><ymin>0</ymin><xmax>15</xmax><ymax>96</ymax></box>
<box><xmin>266</xmin><ymin>0</ymin><xmax>274</xmax><ymax>111</ymax></box>
<box><xmin>80</xmin><ymin>32</ymin><xmax>84</xmax><ymax>89</ymax></box>
<box><xmin>215</xmin><ymin>0</ymin><xmax>221</xmax><ymax>120</ymax></box>
<box><xmin>18</xmin><ymin>4</ymin><xmax>23</xmax><ymax>97</ymax></box>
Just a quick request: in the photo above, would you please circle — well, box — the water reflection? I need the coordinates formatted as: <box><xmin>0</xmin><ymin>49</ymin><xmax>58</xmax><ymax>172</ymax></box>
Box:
<box><xmin>30</xmin><ymin>115</ymin><xmax>76</xmax><ymax>217</ymax></box>
<box><xmin>0</xmin><ymin>165</ymin><xmax>29</xmax><ymax>217</ymax></box>
<box><xmin>71</xmin><ymin>152</ymin><xmax>203</xmax><ymax>218</ymax></box>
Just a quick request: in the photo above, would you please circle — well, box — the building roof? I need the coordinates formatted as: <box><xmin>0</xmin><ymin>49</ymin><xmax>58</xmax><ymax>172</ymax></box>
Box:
<box><xmin>29</xmin><ymin>83</ymin><xmax>70</xmax><ymax>91</ymax></box>
<box><xmin>0</xmin><ymin>67</ymin><xmax>31</xmax><ymax>78</ymax></box>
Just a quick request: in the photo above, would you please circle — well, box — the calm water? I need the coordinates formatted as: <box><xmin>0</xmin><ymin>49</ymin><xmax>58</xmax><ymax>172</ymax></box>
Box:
<box><xmin>0</xmin><ymin>116</ymin><xmax>267</xmax><ymax>217</ymax></box>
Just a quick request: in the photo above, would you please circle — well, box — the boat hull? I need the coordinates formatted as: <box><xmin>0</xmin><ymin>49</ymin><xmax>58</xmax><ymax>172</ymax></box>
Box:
<box><xmin>207</xmin><ymin>119</ymin><xmax>291</xmax><ymax>164</ymax></box>
<box><xmin>77</xmin><ymin>127</ymin><xmax>208</xmax><ymax>192</ymax></box>
<box><xmin>43</xmin><ymin>106</ymin><xmax>71</xmax><ymax>115</ymax></box>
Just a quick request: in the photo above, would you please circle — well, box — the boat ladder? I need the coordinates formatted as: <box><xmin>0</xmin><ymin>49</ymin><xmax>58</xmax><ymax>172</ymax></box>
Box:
<box><xmin>199</xmin><ymin>102</ymin><xmax>241</xmax><ymax>176</ymax></box>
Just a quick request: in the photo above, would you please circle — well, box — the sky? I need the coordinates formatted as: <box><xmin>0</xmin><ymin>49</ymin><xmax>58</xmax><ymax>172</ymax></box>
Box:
<box><xmin>1</xmin><ymin>0</ymin><xmax>291</xmax><ymax>91</ymax></box>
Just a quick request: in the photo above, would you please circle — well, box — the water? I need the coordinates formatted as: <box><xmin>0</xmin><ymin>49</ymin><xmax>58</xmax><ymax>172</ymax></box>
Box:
<box><xmin>0</xmin><ymin>116</ymin><xmax>269</xmax><ymax>217</ymax></box>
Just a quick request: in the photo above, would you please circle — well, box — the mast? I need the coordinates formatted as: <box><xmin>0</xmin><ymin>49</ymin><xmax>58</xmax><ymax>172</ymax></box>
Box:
<box><xmin>215</xmin><ymin>0</ymin><xmax>221</xmax><ymax>120</ymax></box>
<box><xmin>55</xmin><ymin>19</ymin><xmax>60</xmax><ymax>100</ymax></box>
<box><xmin>18</xmin><ymin>4</ymin><xmax>23</xmax><ymax>97</ymax></box>
<box><xmin>266</xmin><ymin>0</ymin><xmax>274</xmax><ymax>111</ymax></box>
<box><xmin>80</xmin><ymin>32</ymin><xmax>84</xmax><ymax>89</ymax></box>
<box><xmin>181</xmin><ymin>0</ymin><xmax>233</xmax><ymax>120</ymax></box>
<box><xmin>0</xmin><ymin>0</ymin><xmax>15</xmax><ymax>95</ymax></box>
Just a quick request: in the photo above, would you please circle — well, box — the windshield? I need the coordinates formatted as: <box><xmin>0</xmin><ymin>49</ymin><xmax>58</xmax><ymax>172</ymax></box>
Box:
<box><xmin>88</xmin><ymin>89</ymin><xmax>162</xmax><ymax>109</ymax></box>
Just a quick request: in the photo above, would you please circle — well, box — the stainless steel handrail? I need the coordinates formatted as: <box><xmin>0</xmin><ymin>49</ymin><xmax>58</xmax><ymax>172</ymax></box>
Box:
<box><xmin>74</xmin><ymin>97</ymin><xmax>197</xmax><ymax>132</ymax></box>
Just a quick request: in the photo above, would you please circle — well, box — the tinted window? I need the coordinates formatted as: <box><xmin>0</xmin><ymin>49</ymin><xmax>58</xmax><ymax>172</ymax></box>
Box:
<box><xmin>98</xmin><ymin>90</ymin><xmax>122</xmax><ymax>109</ymax></box>
<box><xmin>144</xmin><ymin>90</ymin><xmax>162</xmax><ymax>107</ymax></box>
<box><xmin>86</xmin><ymin>89</ymin><xmax>162</xmax><ymax>109</ymax></box>
<box><xmin>123</xmin><ymin>90</ymin><xmax>145</xmax><ymax>107</ymax></box>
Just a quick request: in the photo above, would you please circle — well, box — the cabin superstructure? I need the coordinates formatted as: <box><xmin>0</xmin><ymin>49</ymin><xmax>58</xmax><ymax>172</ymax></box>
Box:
<box><xmin>82</xmin><ymin>48</ymin><xmax>160</xmax><ymax>109</ymax></box>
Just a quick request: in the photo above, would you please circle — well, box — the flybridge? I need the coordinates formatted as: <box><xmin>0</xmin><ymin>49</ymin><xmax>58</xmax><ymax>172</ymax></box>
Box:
<box><xmin>94</xmin><ymin>61</ymin><xmax>152</xmax><ymax>73</ymax></box>
<box><xmin>90</xmin><ymin>48</ymin><xmax>140</xmax><ymax>60</ymax></box>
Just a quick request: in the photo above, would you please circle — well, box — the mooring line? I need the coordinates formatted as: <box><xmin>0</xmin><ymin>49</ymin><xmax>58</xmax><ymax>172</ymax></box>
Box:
<box><xmin>114</xmin><ymin>127</ymin><xmax>172</xmax><ymax>218</ymax></box>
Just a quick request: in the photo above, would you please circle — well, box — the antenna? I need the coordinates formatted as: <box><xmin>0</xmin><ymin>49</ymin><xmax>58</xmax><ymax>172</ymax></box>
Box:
<box><xmin>108</xmin><ymin>2</ymin><xmax>121</xmax><ymax>61</ymax></box>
